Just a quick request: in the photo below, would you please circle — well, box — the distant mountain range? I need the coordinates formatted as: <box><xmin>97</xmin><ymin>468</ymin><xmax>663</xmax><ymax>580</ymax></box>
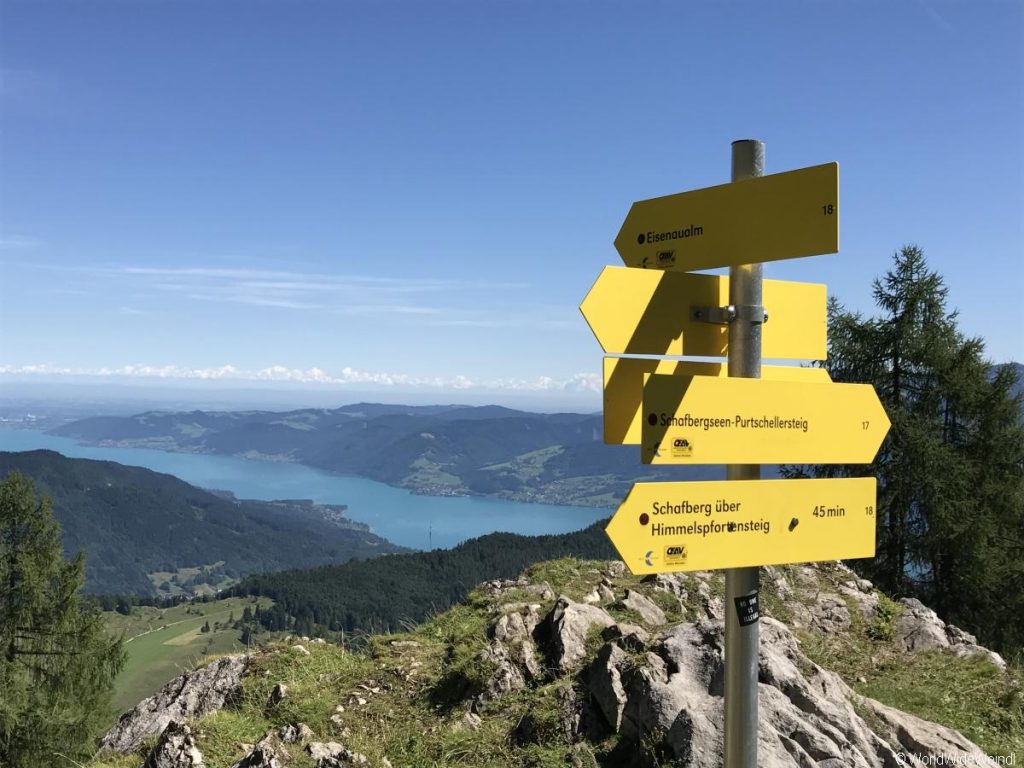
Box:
<box><xmin>51</xmin><ymin>403</ymin><xmax>721</xmax><ymax>507</ymax></box>
<box><xmin>45</xmin><ymin>360</ymin><xmax>1023</xmax><ymax>508</ymax></box>
<box><xmin>0</xmin><ymin>450</ymin><xmax>406</xmax><ymax>595</ymax></box>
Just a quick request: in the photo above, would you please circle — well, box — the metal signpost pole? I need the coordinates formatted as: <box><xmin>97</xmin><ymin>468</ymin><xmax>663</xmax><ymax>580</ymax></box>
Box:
<box><xmin>723</xmin><ymin>139</ymin><xmax>764</xmax><ymax>768</ymax></box>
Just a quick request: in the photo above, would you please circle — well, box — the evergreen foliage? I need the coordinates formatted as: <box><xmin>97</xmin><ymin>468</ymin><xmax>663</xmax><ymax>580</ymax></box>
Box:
<box><xmin>789</xmin><ymin>246</ymin><xmax>1024</xmax><ymax>651</ymax></box>
<box><xmin>228</xmin><ymin>521</ymin><xmax>615</xmax><ymax>637</ymax></box>
<box><xmin>0</xmin><ymin>472</ymin><xmax>126</xmax><ymax>766</ymax></box>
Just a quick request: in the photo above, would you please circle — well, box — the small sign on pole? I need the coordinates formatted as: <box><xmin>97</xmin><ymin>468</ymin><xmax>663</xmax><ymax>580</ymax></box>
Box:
<box><xmin>614</xmin><ymin>162</ymin><xmax>839</xmax><ymax>272</ymax></box>
<box><xmin>640</xmin><ymin>374</ymin><xmax>890</xmax><ymax>465</ymax></box>
<box><xmin>604</xmin><ymin>477</ymin><xmax>877</xmax><ymax>574</ymax></box>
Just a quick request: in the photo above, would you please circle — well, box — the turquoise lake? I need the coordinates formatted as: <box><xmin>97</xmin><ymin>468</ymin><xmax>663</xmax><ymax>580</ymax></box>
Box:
<box><xmin>0</xmin><ymin>429</ymin><xmax>608</xmax><ymax>551</ymax></box>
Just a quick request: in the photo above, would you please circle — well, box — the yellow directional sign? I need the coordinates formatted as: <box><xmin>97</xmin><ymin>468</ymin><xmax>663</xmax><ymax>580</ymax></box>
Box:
<box><xmin>579</xmin><ymin>266</ymin><xmax>826</xmax><ymax>359</ymax></box>
<box><xmin>605</xmin><ymin>477</ymin><xmax>877</xmax><ymax>574</ymax></box>
<box><xmin>615</xmin><ymin>162</ymin><xmax>839</xmax><ymax>272</ymax></box>
<box><xmin>603</xmin><ymin>358</ymin><xmax>831</xmax><ymax>445</ymax></box>
<box><xmin>640</xmin><ymin>374</ymin><xmax>890</xmax><ymax>465</ymax></box>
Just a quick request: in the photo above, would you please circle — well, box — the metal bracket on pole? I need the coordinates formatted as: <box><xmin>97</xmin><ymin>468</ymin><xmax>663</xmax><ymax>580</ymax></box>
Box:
<box><xmin>690</xmin><ymin>304</ymin><xmax>767</xmax><ymax>325</ymax></box>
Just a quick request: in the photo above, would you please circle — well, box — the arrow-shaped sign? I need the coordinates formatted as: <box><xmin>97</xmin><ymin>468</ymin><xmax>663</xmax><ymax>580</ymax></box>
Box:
<box><xmin>641</xmin><ymin>374</ymin><xmax>890</xmax><ymax>465</ymax></box>
<box><xmin>579</xmin><ymin>266</ymin><xmax>826</xmax><ymax>359</ymax></box>
<box><xmin>605</xmin><ymin>477</ymin><xmax>877</xmax><ymax>575</ymax></box>
<box><xmin>615</xmin><ymin>162</ymin><xmax>839</xmax><ymax>272</ymax></box>
<box><xmin>603</xmin><ymin>357</ymin><xmax>831</xmax><ymax>445</ymax></box>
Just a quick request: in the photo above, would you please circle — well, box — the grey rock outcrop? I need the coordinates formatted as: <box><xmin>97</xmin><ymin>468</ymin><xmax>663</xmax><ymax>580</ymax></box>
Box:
<box><xmin>555</xmin><ymin>683</ymin><xmax>585</xmax><ymax>742</ymax></box>
<box><xmin>646</xmin><ymin>572</ymin><xmax>722</xmax><ymax>621</ymax></box>
<box><xmin>897</xmin><ymin>598</ymin><xmax>1005</xmax><ymax>668</ymax></box>
<box><xmin>547</xmin><ymin>596</ymin><xmax>616</xmax><ymax>671</ymax></box>
<box><xmin>306</xmin><ymin>741</ymin><xmax>370</xmax><ymax>766</ymax></box>
<box><xmin>588</xmin><ymin>643</ymin><xmax>629</xmax><ymax>731</ymax></box>
<box><xmin>473</xmin><ymin>639</ymin><xmax>528</xmax><ymax>712</ymax></box>
<box><xmin>898</xmin><ymin>597</ymin><xmax>951</xmax><ymax>651</ymax></box>
<box><xmin>619</xmin><ymin>589</ymin><xmax>667</xmax><ymax>626</ymax></box>
<box><xmin>102</xmin><ymin>654</ymin><xmax>248</xmax><ymax>753</ymax></box>
<box><xmin>605</xmin><ymin>561</ymin><xmax>626</xmax><ymax>578</ymax></box>
<box><xmin>460</xmin><ymin>710</ymin><xmax>482</xmax><ymax>731</ymax></box>
<box><xmin>492</xmin><ymin>603</ymin><xmax>542</xmax><ymax>679</ymax></box>
<box><xmin>230</xmin><ymin>733</ymin><xmax>287</xmax><ymax>768</ymax></box>
<box><xmin>100</xmin><ymin>560</ymin><xmax>1006</xmax><ymax>768</ymax></box>
<box><xmin>617</xmin><ymin>620</ymin><xmax>725</xmax><ymax>762</ymax></box>
<box><xmin>602</xmin><ymin>622</ymin><xmax>650</xmax><ymax>651</ymax></box>
<box><xmin>278</xmin><ymin>722</ymin><xmax>315</xmax><ymax>743</ymax></box>
<box><xmin>474</xmin><ymin>563</ymin><xmax>1001</xmax><ymax>766</ymax></box>
<box><xmin>142</xmin><ymin>721</ymin><xmax>204</xmax><ymax>768</ymax></box>
<box><xmin>482</xmin><ymin>577</ymin><xmax>554</xmax><ymax>601</ymax></box>
<box><xmin>806</xmin><ymin>593</ymin><xmax>853</xmax><ymax>634</ymax></box>
<box><xmin>307</xmin><ymin>742</ymin><xmax>347</xmax><ymax>759</ymax></box>
<box><xmin>585</xmin><ymin>615</ymin><xmax>995</xmax><ymax>767</ymax></box>
<box><xmin>230</xmin><ymin>724</ymin><xmax>316</xmax><ymax>768</ymax></box>
<box><xmin>267</xmin><ymin>682</ymin><xmax>288</xmax><ymax>709</ymax></box>
<box><xmin>474</xmin><ymin>602</ymin><xmax>549</xmax><ymax>711</ymax></box>
<box><xmin>863</xmin><ymin>697</ymin><xmax>995</xmax><ymax>766</ymax></box>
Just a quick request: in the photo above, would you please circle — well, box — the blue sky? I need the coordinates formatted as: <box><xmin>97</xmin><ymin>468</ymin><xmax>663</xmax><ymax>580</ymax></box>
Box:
<box><xmin>1</xmin><ymin>0</ymin><xmax>1021</xmax><ymax>408</ymax></box>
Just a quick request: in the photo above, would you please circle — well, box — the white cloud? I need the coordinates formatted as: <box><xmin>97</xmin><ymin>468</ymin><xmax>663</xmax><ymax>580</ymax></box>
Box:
<box><xmin>5</xmin><ymin>258</ymin><xmax>556</xmax><ymax>325</ymax></box>
<box><xmin>429</xmin><ymin>318</ymin><xmax>510</xmax><ymax>328</ymax></box>
<box><xmin>186</xmin><ymin>292</ymin><xmax>323</xmax><ymax>310</ymax></box>
<box><xmin>96</xmin><ymin>264</ymin><xmax>531</xmax><ymax>319</ymax></box>
<box><xmin>0</xmin><ymin>362</ymin><xmax>601</xmax><ymax>393</ymax></box>
<box><xmin>333</xmin><ymin>305</ymin><xmax>444</xmax><ymax>316</ymax></box>
<box><xmin>562</xmin><ymin>373</ymin><xmax>602</xmax><ymax>393</ymax></box>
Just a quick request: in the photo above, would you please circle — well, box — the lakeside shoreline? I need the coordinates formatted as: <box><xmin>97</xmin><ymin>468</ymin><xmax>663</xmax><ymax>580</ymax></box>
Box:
<box><xmin>28</xmin><ymin>428</ymin><xmax>617</xmax><ymax>510</ymax></box>
<box><xmin>0</xmin><ymin>428</ymin><xmax>610</xmax><ymax>552</ymax></box>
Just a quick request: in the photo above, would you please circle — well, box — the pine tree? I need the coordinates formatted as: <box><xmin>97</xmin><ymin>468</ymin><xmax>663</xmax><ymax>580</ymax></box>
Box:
<box><xmin>793</xmin><ymin>246</ymin><xmax>1024</xmax><ymax>651</ymax></box>
<box><xmin>0</xmin><ymin>472</ymin><xmax>126</xmax><ymax>766</ymax></box>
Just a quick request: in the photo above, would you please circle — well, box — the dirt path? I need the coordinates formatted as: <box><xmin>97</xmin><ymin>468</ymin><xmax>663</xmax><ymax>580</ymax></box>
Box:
<box><xmin>125</xmin><ymin>607</ymin><xmax>235</xmax><ymax>644</ymax></box>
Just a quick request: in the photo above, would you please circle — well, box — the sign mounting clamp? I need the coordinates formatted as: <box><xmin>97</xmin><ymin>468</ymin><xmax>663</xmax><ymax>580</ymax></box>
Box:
<box><xmin>690</xmin><ymin>304</ymin><xmax>767</xmax><ymax>325</ymax></box>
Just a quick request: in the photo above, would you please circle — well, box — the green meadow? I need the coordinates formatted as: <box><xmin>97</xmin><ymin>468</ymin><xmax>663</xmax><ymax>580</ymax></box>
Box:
<box><xmin>105</xmin><ymin>596</ymin><xmax>271</xmax><ymax>714</ymax></box>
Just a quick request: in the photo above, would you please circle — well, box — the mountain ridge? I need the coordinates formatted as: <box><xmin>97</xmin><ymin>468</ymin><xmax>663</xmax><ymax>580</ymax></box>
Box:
<box><xmin>89</xmin><ymin>557</ymin><xmax>1018</xmax><ymax>767</ymax></box>
<box><xmin>51</xmin><ymin>402</ymin><xmax>722</xmax><ymax>507</ymax></box>
<box><xmin>0</xmin><ymin>450</ymin><xmax>407</xmax><ymax>595</ymax></box>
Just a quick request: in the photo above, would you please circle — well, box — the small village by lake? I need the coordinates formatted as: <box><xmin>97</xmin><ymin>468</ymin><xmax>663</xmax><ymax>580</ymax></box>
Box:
<box><xmin>0</xmin><ymin>429</ymin><xmax>607</xmax><ymax>551</ymax></box>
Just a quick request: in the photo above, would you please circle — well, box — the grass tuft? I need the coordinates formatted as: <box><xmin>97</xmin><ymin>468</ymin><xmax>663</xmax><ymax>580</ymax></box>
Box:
<box><xmin>87</xmin><ymin>560</ymin><xmax>1024</xmax><ymax>767</ymax></box>
<box><xmin>797</xmin><ymin>581</ymin><xmax>1023</xmax><ymax>757</ymax></box>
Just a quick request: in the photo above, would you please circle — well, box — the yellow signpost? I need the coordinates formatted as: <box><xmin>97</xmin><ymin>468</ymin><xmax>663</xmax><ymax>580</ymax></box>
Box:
<box><xmin>579</xmin><ymin>266</ymin><xmax>826</xmax><ymax>359</ymax></box>
<box><xmin>587</xmin><ymin>146</ymin><xmax>883</xmax><ymax>766</ymax></box>
<box><xmin>640</xmin><ymin>374</ymin><xmax>890</xmax><ymax>465</ymax></box>
<box><xmin>614</xmin><ymin>162</ymin><xmax>839</xmax><ymax>272</ymax></box>
<box><xmin>603</xmin><ymin>357</ymin><xmax>831</xmax><ymax>445</ymax></box>
<box><xmin>604</xmin><ymin>477</ymin><xmax>877</xmax><ymax>575</ymax></box>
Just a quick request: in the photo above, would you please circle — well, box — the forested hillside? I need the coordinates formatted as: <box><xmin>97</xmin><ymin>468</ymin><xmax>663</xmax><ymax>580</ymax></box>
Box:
<box><xmin>52</xmin><ymin>403</ymin><xmax>721</xmax><ymax>506</ymax></box>
<box><xmin>227</xmin><ymin>521</ymin><xmax>615</xmax><ymax>636</ymax></box>
<box><xmin>0</xmin><ymin>451</ymin><xmax>406</xmax><ymax>595</ymax></box>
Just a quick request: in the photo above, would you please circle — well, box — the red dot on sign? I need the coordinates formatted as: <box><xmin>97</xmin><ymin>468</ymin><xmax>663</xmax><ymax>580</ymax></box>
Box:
<box><xmin>639</xmin><ymin>513</ymin><xmax>650</xmax><ymax>526</ymax></box>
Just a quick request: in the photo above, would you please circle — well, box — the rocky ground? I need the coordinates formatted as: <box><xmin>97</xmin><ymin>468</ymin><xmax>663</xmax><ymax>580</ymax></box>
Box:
<box><xmin>89</xmin><ymin>559</ymin><xmax>1018</xmax><ymax>768</ymax></box>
